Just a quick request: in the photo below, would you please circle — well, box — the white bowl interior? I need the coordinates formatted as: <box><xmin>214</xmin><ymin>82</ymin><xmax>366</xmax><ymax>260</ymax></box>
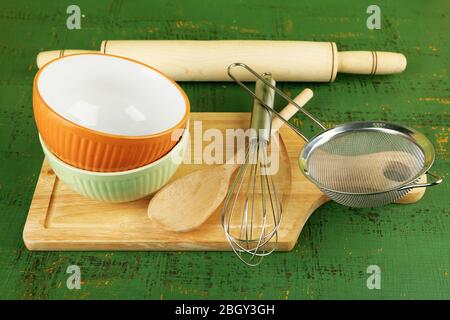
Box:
<box><xmin>37</xmin><ymin>54</ymin><xmax>187</xmax><ymax>136</ymax></box>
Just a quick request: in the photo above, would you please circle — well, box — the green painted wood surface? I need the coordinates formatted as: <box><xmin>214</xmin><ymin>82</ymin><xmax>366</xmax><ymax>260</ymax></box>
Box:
<box><xmin>0</xmin><ymin>0</ymin><xmax>448</xmax><ymax>299</ymax></box>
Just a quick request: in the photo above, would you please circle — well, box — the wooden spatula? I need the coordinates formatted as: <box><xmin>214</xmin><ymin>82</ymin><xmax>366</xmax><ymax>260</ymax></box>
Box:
<box><xmin>148</xmin><ymin>88</ymin><xmax>314</xmax><ymax>232</ymax></box>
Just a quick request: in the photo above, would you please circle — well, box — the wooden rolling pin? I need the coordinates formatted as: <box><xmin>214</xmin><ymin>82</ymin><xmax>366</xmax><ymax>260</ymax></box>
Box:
<box><xmin>36</xmin><ymin>40</ymin><xmax>407</xmax><ymax>81</ymax></box>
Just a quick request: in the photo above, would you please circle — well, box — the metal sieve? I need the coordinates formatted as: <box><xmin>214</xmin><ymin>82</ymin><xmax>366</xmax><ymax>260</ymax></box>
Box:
<box><xmin>299</xmin><ymin>121</ymin><xmax>441</xmax><ymax>207</ymax></box>
<box><xmin>228</xmin><ymin>63</ymin><xmax>442</xmax><ymax>208</ymax></box>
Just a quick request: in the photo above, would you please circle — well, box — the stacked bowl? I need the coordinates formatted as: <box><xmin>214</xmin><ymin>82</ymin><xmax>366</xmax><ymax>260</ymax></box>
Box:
<box><xmin>33</xmin><ymin>53</ymin><xmax>190</xmax><ymax>202</ymax></box>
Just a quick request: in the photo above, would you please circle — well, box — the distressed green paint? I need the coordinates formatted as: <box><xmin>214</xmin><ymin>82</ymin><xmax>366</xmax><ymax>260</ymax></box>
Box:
<box><xmin>0</xmin><ymin>0</ymin><xmax>448</xmax><ymax>299</ymax></box>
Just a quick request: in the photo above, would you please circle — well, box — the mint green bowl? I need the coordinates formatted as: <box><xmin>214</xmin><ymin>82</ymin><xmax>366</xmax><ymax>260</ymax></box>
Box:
<box><xmin>39</xmin><ymin>126</ymin><xmax>189</xmax><ymax>203</ymax></box>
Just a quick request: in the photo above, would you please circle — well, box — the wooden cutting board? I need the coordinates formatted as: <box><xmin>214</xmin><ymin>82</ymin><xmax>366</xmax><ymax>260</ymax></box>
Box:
<box><xmin>23</xmin><ymin>113</ymin><xmax>425</xmax><ymax>251</ymax></box>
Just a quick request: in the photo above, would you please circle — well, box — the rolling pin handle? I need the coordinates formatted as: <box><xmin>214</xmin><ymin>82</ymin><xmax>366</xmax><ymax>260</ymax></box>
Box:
<box><xmin>337</xmin><ymin>51</ymin><xmax>407</xmax><ymax>75</ymax></box>
<box><xmin>36</xmin><ymin>50</ymin><xmax>98</xmax><ymax>68</ymax></box>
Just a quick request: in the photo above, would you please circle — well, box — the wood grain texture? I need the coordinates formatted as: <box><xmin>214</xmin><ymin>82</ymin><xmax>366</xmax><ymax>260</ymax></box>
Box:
<box><xmin>22</xmin><ymin>113</ymin><xmax>327</xmax><ymax>251</ymax></box>
<box><xmin>24</xmin><ymin>112</ymin><xmax>426</xmax><ymax>251</ymax></box>
<box><xmin>148</xmin><ymin>89</ymin><xmax>314</xmax><ymax>232</ymax></box>
<box><xmin>36</xmin><ymin>41</ymin><xmax>407</xmax><ymax>78</ymax></box>
<box><xmin>0</xmin><ymin>0</ymin><xmax>448</xmax><ymax>300</ymax></box>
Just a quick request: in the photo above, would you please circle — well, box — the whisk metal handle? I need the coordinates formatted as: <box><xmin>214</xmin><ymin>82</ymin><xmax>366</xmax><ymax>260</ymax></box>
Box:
<box><xmin>227</xmin><ymin>62</ymin><xmax>326</xmax><ymax>142</ymax></box>
<box><xmin>399</xmin><ymin>172</ymin><xmax>443</xmax><ymax>190</ymax></box>
<box><xmin>250</xmin><ymin>74</ymin><xmax>275</xmax><ymax>142</ymax></box>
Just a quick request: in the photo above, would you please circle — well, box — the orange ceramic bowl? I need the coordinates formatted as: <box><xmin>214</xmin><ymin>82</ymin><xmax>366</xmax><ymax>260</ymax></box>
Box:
<box><xmin>33</xmin><ymin>53</ymin><xmax>190</xmax><ymax>172</ymax></box>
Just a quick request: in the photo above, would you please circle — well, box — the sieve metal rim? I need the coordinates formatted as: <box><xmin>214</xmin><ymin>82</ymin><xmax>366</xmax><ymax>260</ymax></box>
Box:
<box><xmin>298</xmin><ymin>121</ymin><xmax>436</xmax><ymax>195</ymax></box>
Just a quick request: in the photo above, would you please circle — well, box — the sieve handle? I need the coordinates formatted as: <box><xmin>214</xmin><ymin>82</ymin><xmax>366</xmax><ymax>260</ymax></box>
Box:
<box><xmin>227</xmin><ymin>63</ymin><xmax>326</xmax><ymax>142</ymax></box>
<box><xmin>399</xmin><ymin>172</ymin><xmax>443</xmax><ymax>190</ymax></box>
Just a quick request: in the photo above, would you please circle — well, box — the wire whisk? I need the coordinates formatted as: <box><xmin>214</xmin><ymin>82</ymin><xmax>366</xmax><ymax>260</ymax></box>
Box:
<box><xmin>222</xmin><ymin>74</ymin><xmax>282</xmax><ymax>266</ymax></box>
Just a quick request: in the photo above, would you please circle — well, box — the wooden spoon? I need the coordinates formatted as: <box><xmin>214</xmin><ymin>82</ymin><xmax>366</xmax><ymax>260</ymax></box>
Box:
<box><xmin>148</xmin><ymin>88</ymin><xmax>314</xmax><ymax>232</ymax></box>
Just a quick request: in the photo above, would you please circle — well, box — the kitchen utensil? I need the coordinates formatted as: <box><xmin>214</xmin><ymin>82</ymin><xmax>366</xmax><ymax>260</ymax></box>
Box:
<box><xmin>38</xmin><ymin>122</ymin><xmax>189</xmax><ymax>203</ymax></box>
<box><xmin>24</xmin><ymin>113</ymin><xmax>427</xmax><ymax>251</ymax></box>
<box><xmin>222</xmin><ymin>74</ymin><xmax>281</xmax><ymax>266</ymax></box>
<box><xmin>228</xmin><ymin>63</ymin><xmax>442</xmax><ymax>208</ymax></box>
<box><xmin>148</xmin><ymin>89</ymin><xmax>313</xmax><ymax>232</ymax></box>
<box><xmin>299</xmin><ymin>123</ymin><xmax>442</xmax><ymax>207</ymax></box>
<box><xmin>33</xmin><ymin>53</ymin><xmax>190</xmax><ymax>172</ymax></box>
<box><xmin>36</xmin><ymin>40</ymin><xmax>407</xmax><ymax>81</ymax></box>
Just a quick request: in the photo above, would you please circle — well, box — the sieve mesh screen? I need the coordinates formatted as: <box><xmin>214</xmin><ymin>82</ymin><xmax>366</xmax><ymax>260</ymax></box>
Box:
<box><xmin>307</xmin><ymin>130</ymin><xmax>425</xmax><ymax>193</ymax></box>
